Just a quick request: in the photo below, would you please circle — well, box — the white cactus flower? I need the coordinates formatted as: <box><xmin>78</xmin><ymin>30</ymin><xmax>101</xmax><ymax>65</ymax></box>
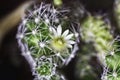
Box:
<box><xmin>50</xmin><ymin>25</ymin><xmax>76</xmax><ymax>52</ymax></box>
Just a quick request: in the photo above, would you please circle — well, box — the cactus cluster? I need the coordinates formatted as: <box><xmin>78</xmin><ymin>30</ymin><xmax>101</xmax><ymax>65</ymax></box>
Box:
<box><xmin>17</xmin><ymin>2</ymin><xmax>78</xmax><ymax>80</ymax></box>
<box><xmin>16</xmin><ymin>0</ymin><xmax>120</xmax><ymax>80</ymax></box>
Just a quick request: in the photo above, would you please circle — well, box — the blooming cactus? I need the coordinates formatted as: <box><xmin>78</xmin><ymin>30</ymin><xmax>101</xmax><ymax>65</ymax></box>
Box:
<box><xmin>17</xmin><ymin>2</ymin><xmax>78</xmax><ymax>80</ymax></box>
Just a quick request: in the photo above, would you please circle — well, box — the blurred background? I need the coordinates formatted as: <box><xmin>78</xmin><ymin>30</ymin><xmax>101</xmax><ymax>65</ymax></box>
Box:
<box><xmin>0</xmin><ymin>0</ymin><xmax>120</xmax><ymax>80</ymax></box>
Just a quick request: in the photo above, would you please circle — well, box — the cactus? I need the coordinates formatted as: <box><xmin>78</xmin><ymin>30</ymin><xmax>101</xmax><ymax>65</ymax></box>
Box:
<box><xmin>101</xmin><ymin>37</ymin><xmax>120</xmax><ymax>80</ymax></box>
<box><xmin>17</xmin><ymin>2</ymin><xmax>78</xmax><ymax>80</ymax></box>
<box><xmin>75</xmin><ymin>16</ymin><xmax>113</xmax><ymax>80</ymax></box>
<box><xmin>81</xmin><ymin>16</ymin><xmax>113</xmax><ymax>53</ymax></box>
<box><xmin>101</xmin><ymin>1</ymin><xmax>120</xmax><ymax>80</ymax></box>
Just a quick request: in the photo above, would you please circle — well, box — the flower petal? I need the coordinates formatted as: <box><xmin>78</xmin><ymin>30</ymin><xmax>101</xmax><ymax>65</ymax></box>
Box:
<box><xmin>57</xmin><ymin>25</ymin><xmax>62</xmax><ymax>36</ymax></box>
<box><xmin>67</xmin><ymin>44</ymin><xmax>72</xmax><ymax>48</ymax></box>
<box><xmin>65</xmin><ymin>34</ymin><xmax>74</xmax><ymax>40</ymax></box>
<box><xmin>62</xmin><ymin>29</ymin><xmax>69</xmax><ymax>37</ymax></box>
<box><xmin>67</xmin><ymin>40</ymin><xmax>76</xmax><ymax>44</ymax></box>
<box><xmin>50</xmin><ymin>27</ymin><xmax>57</xmax><ymax>36</ymax></box>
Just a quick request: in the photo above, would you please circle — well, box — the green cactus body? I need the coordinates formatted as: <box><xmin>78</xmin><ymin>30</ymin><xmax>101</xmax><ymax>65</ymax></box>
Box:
<box><xmin>81</xmin><ymin>16</ymin><xmax>113</xmax><ymax>53</ymax></box>
<box><xmin>101</xmin><ymin>37</ymin><xmax>120</xmax><ymax>80</ymax></box>
<box><xmin>17</xmin><ymin>2</ymin><xmax>77</xmax><ymax>80</ymax></box>
<box><xmin>75</xmin><ymin>16</ymin><xmax>113</xmax><ymax>80</ymax></box>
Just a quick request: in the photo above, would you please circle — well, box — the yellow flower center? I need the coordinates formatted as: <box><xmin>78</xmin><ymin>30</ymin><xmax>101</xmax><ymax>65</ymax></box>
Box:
<box><xmin>51</xmin><ymin>37</ymin><xmax>66</xmax><ymax>51</ymax></box>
